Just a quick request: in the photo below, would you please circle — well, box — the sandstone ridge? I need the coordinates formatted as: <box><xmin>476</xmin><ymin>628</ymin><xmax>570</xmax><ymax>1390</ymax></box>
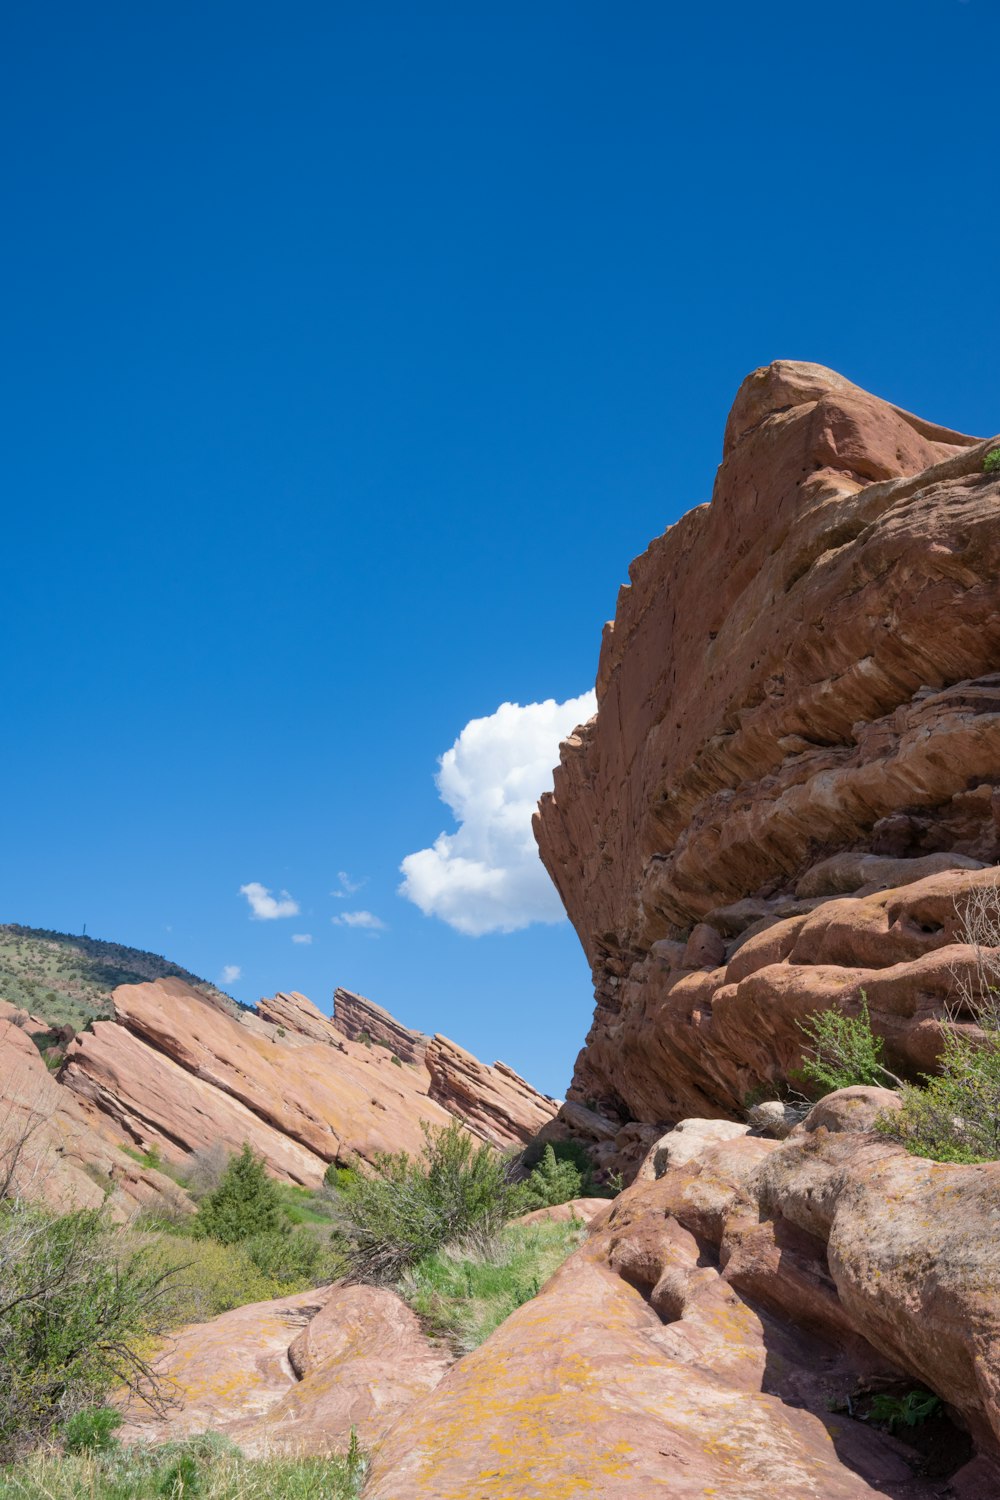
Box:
<box><xmin>3</xmin><ymin>977</ymin><xmax>556</xmax><ymax>1200</ymax></box>
<box><xmin>534</xmin><ymin>361</ymin><xmax>1000</xmax><ymax>1133</ymax></box>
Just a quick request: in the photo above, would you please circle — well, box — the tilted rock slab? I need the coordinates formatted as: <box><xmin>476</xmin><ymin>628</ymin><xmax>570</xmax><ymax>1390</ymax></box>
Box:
<box><xmin>367</xmin><ymin>1098</ymin><xmax>1000</xmax><ymax>1498</ymax></box>
<box><xmin>534</xmin><ymin>360</ymin><xmax>1000</xmax><ymax>1127</ymax></box>
<box><xmin>0</xmin><ymin>1003</ymin><xmax>191</xmax><ymax>1220</ymax></box>
<box><xmin>59</xmin><ymin>977</ymin><xmax>556</xmax><ymax>1182</ymax></box>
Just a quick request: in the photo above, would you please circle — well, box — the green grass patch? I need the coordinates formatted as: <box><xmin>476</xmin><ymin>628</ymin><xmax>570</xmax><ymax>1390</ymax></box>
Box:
<box><xmin>0</xmin><ymin>1431</ymin><xmax>366</xmax><ymax>1499</ymax></box>
<box><xmin>400</xmin><ymin>1218</ymin><xmax>585</xmax><ymax>1352</ymax></box>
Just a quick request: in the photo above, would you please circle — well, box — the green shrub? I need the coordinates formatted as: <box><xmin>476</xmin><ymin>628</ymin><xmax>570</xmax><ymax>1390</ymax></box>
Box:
<box><xmin>984</xmin><ymin>447</ymin><xmax>1000</xmax><ymax>475</ymax></box>
<box><xmin>400</xmin><ymin>1220</ymin><xmax>584</xmax><ymax>1352</ymax></box>
<box><xmin>520</xmin><ymin>1145</ymin><xmax>583</xmax><ymax>1210</ymax></box>
<box><xmin>877</xmin><ymin>1027</ymin><xmax>1000</xmax><ymax>1163</ymax></box>
<box><xmin>0</xmin><ymin>1202</ymin><xmax>177</xmax><ymax>1462</ymax></box>
<box><xmin>798</xmin><ymin>995</ymin><xmax>900</xmax><ymax>1094</ymax></box>
<box><xmin>323</xmin><ymin>1163</ymin><xmax>357</xmax><ymax>1192</ymax></box>
<box><xmin>141</xmin><ymin>1235</ymin><xmax>286</xmax><ymax>1322</ymax></box>
<box><xmin>61</xmin><ymin>1406</ymin><xmax>122</xmax><ymax>1456</ymax></box>
<box><xmin>242</xmin><ymin>1228</ymin><xmax>344</xmax><ymax>1288</ymax></box>
<box><xmin>869</xmin><ymin>1390</ymin><xmax>941</xmax><ymax>1431</ymax></box>
<box><xmin>517</xmin><ymin>1138</ymin><xmax>610</xmax><ymax>1198</ymax></box>
<box><xmin>335</xmin><ymin>1120</ymin><xmax>528</xmax><ymax>1284</ymax></box>
<box><xmin>193</xmin><ymin>1145</ymin><xmax>281</xmax><ymax>1245</ymax></box>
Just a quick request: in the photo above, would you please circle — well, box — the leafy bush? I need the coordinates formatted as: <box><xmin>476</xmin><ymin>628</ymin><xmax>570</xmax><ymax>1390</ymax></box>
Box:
<box><xmin>798</xmin><ymin>995</ymin><xmax>900</xmax><ymax>1094</ymax></box>
<box><xmin>193</xmin><ymin>1145</ymin><xmax>281</xmax><ymax>1244</ymax></box>
<box><xmin>400</xmin><ymin>1219</ymin><xmax>584</xmax><ymax>1352</ymax></box>
<box><xmin>0</xmin><ymin>1201</ymin><xmax>177</xmax><ymax>1462</ymax></box>
<box><xmin>241</xmin><ymin>1228</ymin><xmax>343</xmax><ymax>1288</ymax></box>
<box><xmin>876</xmin><ymin>882</ymin><xmax>1000</xmax><ymax>1163</ymax></box>
<box><xmin>0</xmin><ymin>1430</ymin><xmax>367</xmax><ymax>1499</ymax></box>
<box><xmin>323</xmin><ymin>1163</ymin><xmax>357</xmax><ymax>1192</ymax></box>
<box><xmin>869</xmin><ymin>1389</ymin><xmax>941</xmax><ymax>1431</ymax></box>
<box><xmin>61</xmin><ymin>1406</ymin><xmax>122</xmax><ymax>1456</ymax></box>
<box><xmin>984</xmin><ymin>447</ymin><xmax>1000</xmax><ymax>475</ymax></box>
<box><xmin>877</xmin><ymin>1028</ymin><xmax>1000</xmax><ymax>1163</ymax></box>
<box><xmin>334</xmin><ymin>1120</ymin><xmax>528</xmax><ymax>1284</ymax></box>
<box><xmin>520</xmin><ymin>1145</ymin><xmax>583</xmax><ymax>1210</ymax></box>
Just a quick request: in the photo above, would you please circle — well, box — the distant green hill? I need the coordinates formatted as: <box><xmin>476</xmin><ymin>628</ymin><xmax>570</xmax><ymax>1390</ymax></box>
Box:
<box><xmin>0</xmin><ymin>924</ymin><xmax>236</xmax><ymax>1032</ymax></box>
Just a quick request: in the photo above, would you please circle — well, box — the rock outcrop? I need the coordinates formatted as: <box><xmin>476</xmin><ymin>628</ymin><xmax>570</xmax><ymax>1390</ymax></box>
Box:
<box><xmin>535</xmin><ymin>361</ymin><xmax>1000</xmax><ymax>1131</ymax></box>
<box><xmin>332</xmin><ymin>986</ymin><xmax>429</xmax><ymax>1065</ymax></box>
<box><xmin>367</xmin><ymin>1100</ymin><xmax>1000</xmax><ymax>1497</ymax></box>
<box><xmin>118</xmin><ymin>1283</ymin><xmax>451</xmax><ymax>1455</ymax></box>
<box><xmin>0</xmin><ymin>1004</ymin><xmax>191</xmax><ymax>1220</ymax></box>
<box><xmin>53</xmin><ymin>976</ymin><xmax>555</xmax><ymax>1186</ymax></box>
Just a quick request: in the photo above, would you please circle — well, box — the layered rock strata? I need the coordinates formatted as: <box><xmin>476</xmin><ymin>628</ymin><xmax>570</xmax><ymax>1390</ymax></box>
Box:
<box><xmin>331</xmin><ymin>986</ymin><xmax>429</xmax><ymax>1065</ymax></box>
<box><xmin>55</xmin><ymin>977</ymin><xmax>555</xmax><ymax>1185</ymax></box>
<box><xmin>535</xmin><ymin>361</ymin><xmax>1000</xmax><ymax>1129</ymax></box>
<box><xmin>0</xmin><ymin>1003</ymin><xmax>191</xmax><ymax>1220</ymax></box>
<box><xmin>367</xmin><ymin>1097</ymin><xmax>1000</xmax><ymax>1498</ymax></box>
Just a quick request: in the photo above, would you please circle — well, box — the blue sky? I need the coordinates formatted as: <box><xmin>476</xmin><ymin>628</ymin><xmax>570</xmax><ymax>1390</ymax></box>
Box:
<box><xmin>2</xmin><ymin>2</ymin><xmax>997</xmax><ymax>1097</ymax></box>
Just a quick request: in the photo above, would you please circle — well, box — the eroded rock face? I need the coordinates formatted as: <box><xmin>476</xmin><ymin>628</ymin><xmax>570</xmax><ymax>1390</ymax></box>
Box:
<box><xmin>368</xmin><ymin>1111</ymin><xmax>1000</xmax><ymax>1498</ymax></box>
<box><xmin>58</xmin><ymin>977</ymin><xmax>556</xmax><ymax>1183</ymax></box>
<box><xmin>332</xmin><ymin>987</ymin><xmax>429</xmax><ymax>1065</ymax></box>
<box><xmin>534</xmin><ymin>361</ymin><xmax>1000</xmax><ymax>1127</ymax></box>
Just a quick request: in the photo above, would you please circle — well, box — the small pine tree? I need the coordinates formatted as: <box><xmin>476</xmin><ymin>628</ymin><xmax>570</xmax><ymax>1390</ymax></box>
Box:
<box><xmin>521</xmin><ymin>1145</ymin><xmax>583</xmax><ymax>1210</ymax></box>
<box><xmin>194</xmin><ymin>1144</ymin><xmax>282</xmax><ymax>1245</ymax></box>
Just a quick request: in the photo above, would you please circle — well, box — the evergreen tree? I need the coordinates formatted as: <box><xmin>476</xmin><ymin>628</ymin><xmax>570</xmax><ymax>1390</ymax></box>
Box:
<box><xmin>521</xmin><ymin>1145</ymin><xmax>583</xmax><ymax>1210</ymax></box>
<box><xmin>194</xmin><ymin>1143</ymin><xmax>281</xmax><ymax>1244</ymax></box>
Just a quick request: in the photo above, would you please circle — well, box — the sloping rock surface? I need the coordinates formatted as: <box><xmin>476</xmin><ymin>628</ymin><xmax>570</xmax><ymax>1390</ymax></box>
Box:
<box><xmin>534</xmin><ymin>361</ymin><xmax>1000</xmax><ymax>1127</ymax></box>
<box><xmin>55</xmin><ymin>977</ymin><xmax>555</xmax><ymax>1185</ymax></box>
<box><xmin>0</xmin><ymin>1004</ymin><xmax>191</xmax><ymax>1220</ymax></box>
<box><xmin>367</xmin><ymin>1101</ymin><xmax>1000</xmax><ymax>1498</ymax></box>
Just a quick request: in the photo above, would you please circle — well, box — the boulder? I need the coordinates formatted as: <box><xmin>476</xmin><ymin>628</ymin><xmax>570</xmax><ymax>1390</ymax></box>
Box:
<box><xmin>118</xmin><ymin>1283</ymin><xmax>450</xmax><ymax>1454</ymax></box>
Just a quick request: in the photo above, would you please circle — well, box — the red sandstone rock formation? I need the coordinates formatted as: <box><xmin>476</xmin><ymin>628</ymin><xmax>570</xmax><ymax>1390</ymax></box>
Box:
<box><xmin>534</xmin><ymin>361</ymin><xmax>1000</xmax><ymax>1131</ymax></box>
<box><xmin>53</xmin><ymin>975</ymin><xmax>555</xmax><ymax>1185</ymax></box>
<box><xmin>366</xmin><ymin>1097</ymin><xmax>1000</xmax><ymax>1498</ymax></box>
<box><xmin>0</xmin><ymin>1003</ymin><xmax>191</xmax><ymax>1220</ymax></box>
<box><xmin>331</xmin><ymin>986</ymin><xmax>429</xmax><ymax>1064</ymax></box>
<box><xmin>117</xmin><ymin>1283</ymin><xmax>451</xmax><ymax>1455</ymax></box>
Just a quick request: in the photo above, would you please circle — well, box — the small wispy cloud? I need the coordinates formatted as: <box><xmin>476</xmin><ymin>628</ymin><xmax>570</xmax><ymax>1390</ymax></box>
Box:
<box><xmin>220</xmin><ymin>964</ymin><xmax>242</xmax><ymax>985</ymax></box>
<box><xmin>291</xmin><ymin>933</ymin><xmax>313</xmax><ymax>945</ymax></box>
<box><xmin>331</xmin><ymin>871</ymin><xmax>366</xmax><ymax>899</ymax></box>
<box><xmin>239</xmin><ymin>881</ymin><xmax>300</xmax><ymax>920</ymax></box>
<box><xmin>332</xmin><ymin>910</ymin><xmax>386</xmax><ymax>932</ymax></box>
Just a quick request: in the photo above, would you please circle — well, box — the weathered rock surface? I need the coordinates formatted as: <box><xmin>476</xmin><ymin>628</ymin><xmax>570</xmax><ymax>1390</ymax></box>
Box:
<box><xmin>534</xmin><ymin>361</ymin><xmax>1000</xmax><ymax>1129</ymax></box>
<box><xmin>0</xmin><ymin>1004</ymin><xmax>191</xmax><ymax>1220</ymax></box>
<box><xmin>56</xmin><ymin>976</ymin><xmax>556</xmax><ymax>1184</ymax></box>
<box><xmin>425</xmin><ymin>1035</ymin><xmax>558</xmax><ymax>1147</ymax></box>
<box><xmin>118</xmin><ymin>1284</ymin><xmax>451</xmax><ymax>1454</ymax></box>
<box><xmin>332</xmin><ymin>986</ymin><xmax>429</xmax><ymax>1065</ymax></box>
<box><xmin>368</xmin><ymin>1111</ymin><xmax>1000</xmax><ymax>1498</ymax></box>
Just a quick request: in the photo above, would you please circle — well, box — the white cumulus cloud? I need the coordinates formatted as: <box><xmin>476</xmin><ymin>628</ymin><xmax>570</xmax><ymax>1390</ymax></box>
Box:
<box><xmin>220</xmin><ymin>964</ymin><xmax>242</xmax><ymax>985</ymax></box>
<box><xmin>291</xmin><ymin>933</ymin><xmax>313</xmax><ymax>945</ymax></box>
<box><xmin>399</xmin><ymin>691</ymin><xmax>596</xmax><ymax>936</ymax></box>
<box><xmin>332</xmin><ymin>910</ymin><xmax>386</xmax><ymax>932</ymax></box>
<box><xmin>331</xmin><ymin>871</ymin><xmax>365</xmax><ymax>898</ymax></box>
<box><xmin>239</xmin><ymin>882</ymin><xmax>300</xmax><ymax>920</ymax></box>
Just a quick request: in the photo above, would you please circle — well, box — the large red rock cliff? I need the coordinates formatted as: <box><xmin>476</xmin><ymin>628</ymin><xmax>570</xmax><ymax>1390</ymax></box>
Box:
<box><xmin>535</xmin><ymin>361</ymin><xmax>1000</xmax><ymax>1134</ymax></box>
